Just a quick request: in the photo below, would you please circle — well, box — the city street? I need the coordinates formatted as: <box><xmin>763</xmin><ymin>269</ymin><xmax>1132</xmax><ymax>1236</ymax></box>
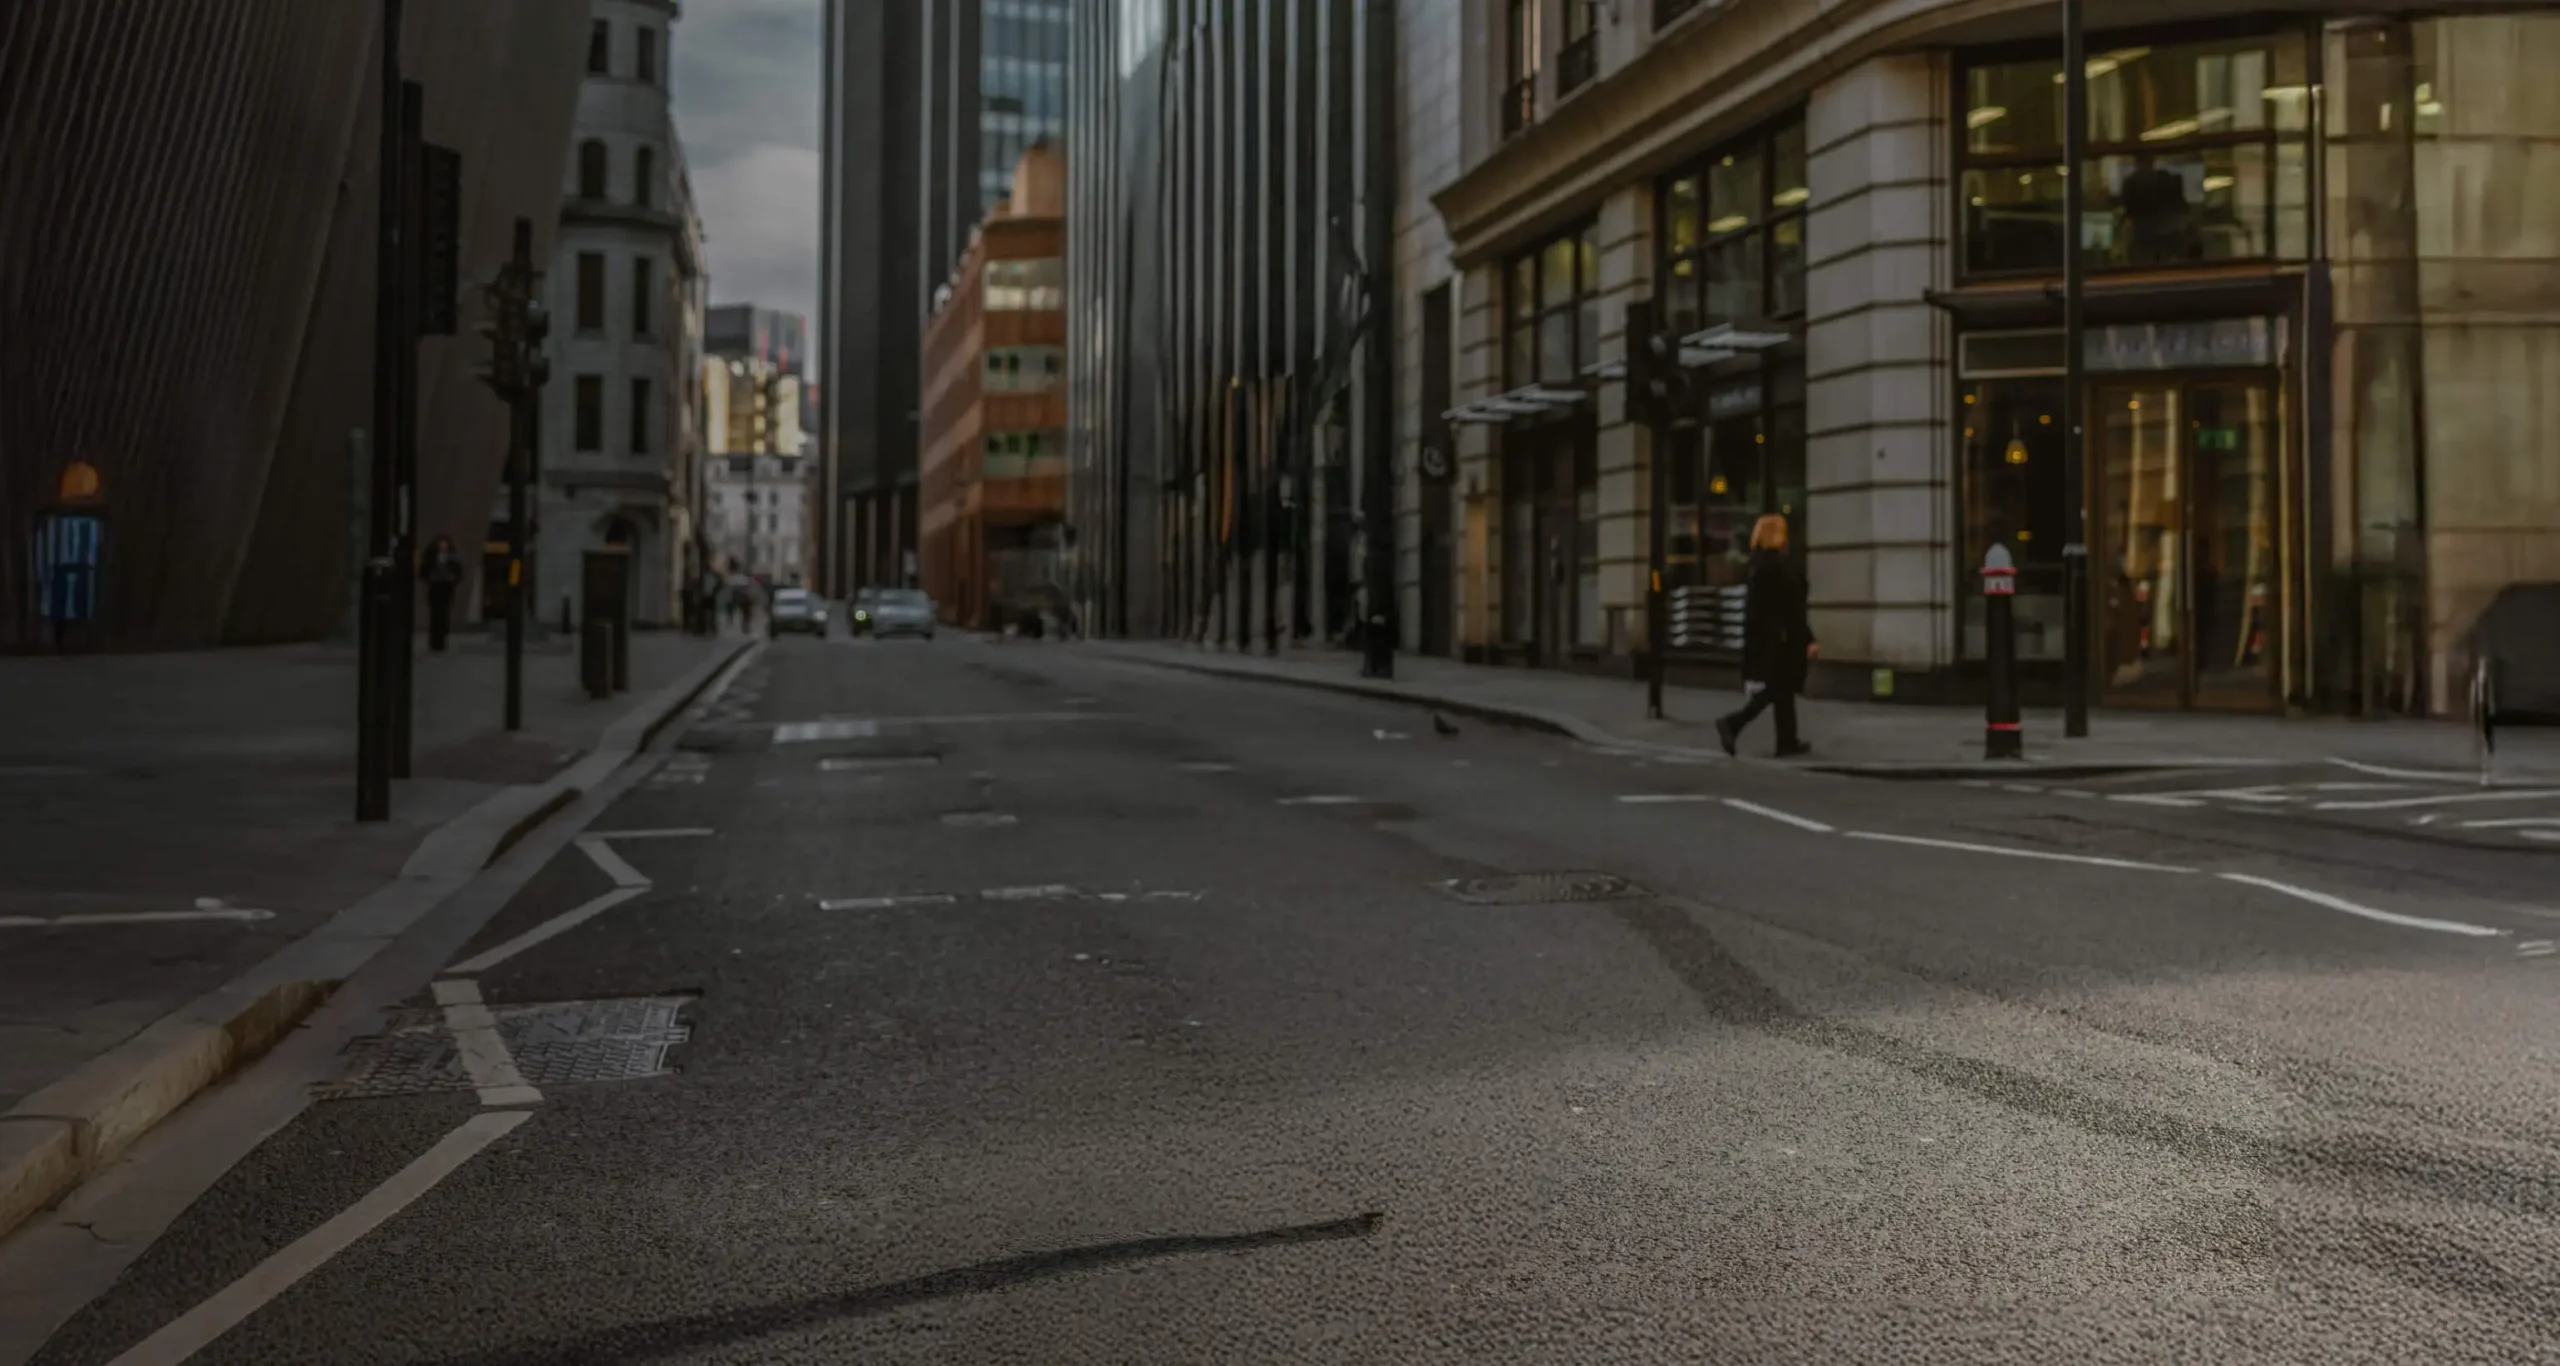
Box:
<box><xmin>17</xmin><ymin>634</ymin><xmax>2560</xmax><ymax>1364</ymax></box>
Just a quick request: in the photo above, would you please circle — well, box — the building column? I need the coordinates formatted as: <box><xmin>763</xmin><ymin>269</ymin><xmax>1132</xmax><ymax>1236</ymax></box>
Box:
<box><xmin>1594</xmin><ymin>183</ymin><xmax>1653</xmax><ymax>657</ymax></box>
<box><xmin>1804</xmin><ymin>52</ymin><xmax>1957</xmax><ymax>677</ymax></box>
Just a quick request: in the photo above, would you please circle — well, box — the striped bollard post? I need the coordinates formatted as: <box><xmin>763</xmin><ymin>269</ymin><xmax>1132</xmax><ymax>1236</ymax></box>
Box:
<box><xmin>1983</xmin><ymin>543</ymin><xmax>2023</xmax><ymax>760</ymax></box>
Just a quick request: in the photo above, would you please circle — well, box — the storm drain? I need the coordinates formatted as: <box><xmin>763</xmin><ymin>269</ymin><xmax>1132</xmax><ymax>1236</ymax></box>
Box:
<box><xmin>1436</xmin><ymin>871</ymin><xmax>1646</xmax><ymax>906</ymax></box>
<box><xmin>315</xmin><ymin>995</ymin><xmax>695</xmax><ymax>1100</ymax></box>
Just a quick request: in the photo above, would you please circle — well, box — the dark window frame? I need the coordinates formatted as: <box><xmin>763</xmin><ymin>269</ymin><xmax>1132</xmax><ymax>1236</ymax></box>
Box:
<box><xmin>634</xmin><ymin>146</ymin><xmax>656</xmax><ymax>209</ymax></box>
<box><xmin>1557</xmin><ymin>2</ymin><xmax>1599</xmax><ymax>95</ymax></box>
<box><xmin>1501</xmin><ymin>220</ymin><xmax>1602</xmax><ymax>391</ymax></box>
<box><xmin>1654</xmin><ymin>110</ymin><xmax>1811</xmax><ymax>336</ymax></box>
<box><xmin>629</xmin><ymin>377</ymin><xmax>652</xmax><ymax>456</ymax></box>
<box><xmin>1502</xmin><ymin>0</ymin><xmax>1539</xmax><ymax>139</ymax></box>
<box><xmin>576</xmin><ymin>139</ymin><xmax>608</xmax><ymax>200</ymax></box>
<box><xmin>1953</xmin><ymin>19</ymin><xmax>2316</xmax><ymax>281</ymax></box>
<box><xmin>636</xmin><ymin>26</ymin><xmax>659</xmax><ymax>85</ymax></box>
<box><xmin>631</xmin><ymin>256</ymin><xmax>654</xmax><ymax>338</ymax></box>
<box><xmin>573</xmin><ymin>375</ymin><xmax>604</xmax><ymax>452</ymax></box>
<box><xmin>575</xmin><ymin>252</ymin><xmax>606</xmax><ymax>333</ymax></box>
<box><xmin>586</xmin><ymin>20</ymin><xmax>610</xmax><ymax>76</ymax></box>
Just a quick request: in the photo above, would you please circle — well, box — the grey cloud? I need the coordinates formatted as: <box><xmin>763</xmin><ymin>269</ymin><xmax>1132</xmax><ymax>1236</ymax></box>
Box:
<box><xmin>674</xmin><ymin>0</ymin><xmax>823</xmax><ymax>361</ymax></box>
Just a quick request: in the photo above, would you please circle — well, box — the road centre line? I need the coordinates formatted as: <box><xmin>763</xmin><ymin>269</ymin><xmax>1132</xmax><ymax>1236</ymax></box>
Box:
<box><xmin>982</xmin><ymin>884</ymin><xmax>1082</xmax><ymax>901</ymax></box>
<box><xmin>1723</xmin><ymin>798</ymin><xmax>1837</xmax><ymax>833</ymax></box>
<box><xmin>1845</xmin><ymin>830</ymin><xmax>2195</xmax><ymax>873</ymax></box>
<box><xmin>818</xmin><ymin>893</ymin><xmax>959</xmax><ymax>911</ymax></box>
<box><xmin>1279</xmin><ymin>795</ymin><xmax>1365</xmax><ymax>805</ymax></box>
<box><xmin>102</xmin><ymin>1110</ymin><xmax>532</xmax><ymax>1366</ymax></box>
<box><xmin>2217</xmin><ymin>872</ymin><xmax>2507</xmax><ymax>938</ymax></box>
<box><xmin>2459</xmin><ymin>816</ymin><xmax>2560</xmax><ymax>829</ymax></box>
<box><xmin>446</xmin><ymin>886</ymin><xmax>647</xmax><ymax>975</ymax></box>
<box><xmin>430</xmin><ymin>979</ymin><xmax>541</xmax><ymax>1107</ymax></box>
<box><xmin>774</xmin><ymin>719</ymin><xmax>879</xmax><ymax>744</ymax></box>
<box><xmin>1618</xmin><ymin>793</ymin><xmax>1713</xmax><ymax>804</ymax></box>
<box><xmin>2315</xmin><ymin>789</ymin><xmax>2560</xmax><ymax>812</ymax></box>
<box><xmin>0</xmin><ymin>908</ymin><xmax>275</xmax><ymax>928</ymax></box>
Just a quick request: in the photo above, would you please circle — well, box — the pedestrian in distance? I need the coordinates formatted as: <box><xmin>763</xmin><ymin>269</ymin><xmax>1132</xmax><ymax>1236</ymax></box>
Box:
<box><xmin>422</xmin><ymin>535</ymin><xmax>463</xmax><ymax>652</ymax></box>
<box><xmin>1716</xmin><ymin>514</ymin><xmax>1816</xmax><ymax>759</ymax></box>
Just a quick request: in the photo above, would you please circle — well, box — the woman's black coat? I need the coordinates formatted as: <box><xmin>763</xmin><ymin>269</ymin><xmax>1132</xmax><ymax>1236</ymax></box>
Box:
<box><xmin>1741</xmin><ymin>549</ymin><xmax>1814</xmax><ymax>691</ymax></box>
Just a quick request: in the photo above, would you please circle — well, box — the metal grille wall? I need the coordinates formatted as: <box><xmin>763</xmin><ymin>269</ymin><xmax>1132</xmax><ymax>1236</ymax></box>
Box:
<box><xmin>0</xmin><ymin>0</ymin><xmax>590</xmax><ymax>650</ymax></box>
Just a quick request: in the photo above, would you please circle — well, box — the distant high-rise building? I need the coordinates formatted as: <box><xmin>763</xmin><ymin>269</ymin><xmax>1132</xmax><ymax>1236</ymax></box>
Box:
<box><xmin>822</xmin><ymin>0</ymin><xmax>1070</xmax><ymax>598</ymax></box>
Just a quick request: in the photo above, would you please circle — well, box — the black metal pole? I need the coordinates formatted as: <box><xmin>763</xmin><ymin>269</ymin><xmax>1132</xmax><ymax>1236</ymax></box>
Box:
<box><xmin>390</xmin><ymin>78</ymin><xmax>423</xmax><ymax>779</ymax></box>
<box><xmin>2061</xmin><ymin>0</ymin><xmax>2091</xmax><ymax>737</ymax></box>
<box><xmin>1357</xmin><ymin>0</ymin><xmax>1395</xmax><ymax>681</ymax></box>
<box><xmin>357</xmin><ymin>0</ymin><xmax>403</xmax><ymax>822</ymax></box>
<box><xmin>503</xmin><ymin>216</ymin><xmax>534</xmax><ymax>730</ymax></box>
<box><xmin>1633</xmin><ymin>298</ymin><xmax>1667</xmax><ymax>721</ymax></box>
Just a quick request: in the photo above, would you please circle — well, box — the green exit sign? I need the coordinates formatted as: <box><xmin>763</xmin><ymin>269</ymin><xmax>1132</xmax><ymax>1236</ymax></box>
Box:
<box><xmin>2195</xmin><ymin>426</ymin><xmax>2242</xmax><ymax>453</ymax></box>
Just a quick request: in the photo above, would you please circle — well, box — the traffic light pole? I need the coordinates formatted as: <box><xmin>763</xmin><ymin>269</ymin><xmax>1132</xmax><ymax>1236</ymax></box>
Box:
<box><xmin>357</xmin><ymin>0</ymin><xmax>404</xmax><ymax>823</ymax></box>
<box><xmin>1631</xmin><ymin>298</ymin><xmax>1669</xmax><ymax>721</ymax></box>
<box><xmin>390</xmin><ymin>78</ymin><xmax>423</xmax><ymax>779</ymax></box>
<box><xmin>498</xmin><ymin>216</ymin><xmax>539</xmax><ymax>732</ymax></box>
<box><xmin>2061</xmin><ymin>0</ymin><xmax>2091</xmax><ymax>737</ymax></box>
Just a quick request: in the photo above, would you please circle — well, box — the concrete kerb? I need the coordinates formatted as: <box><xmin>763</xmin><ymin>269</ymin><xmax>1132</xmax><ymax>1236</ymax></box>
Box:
<box><xmin>0</xmin><ymin>636</ymin><xmax>754</xmax><ymax>1244</ymax></box>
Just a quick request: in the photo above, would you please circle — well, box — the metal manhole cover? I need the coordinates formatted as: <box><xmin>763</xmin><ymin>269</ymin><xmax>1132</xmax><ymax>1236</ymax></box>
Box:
<box><xmin>1436</xmin><ymin>872</ymin><xmax>1645</xmax><ymax>905</ymax></box>
<box><xmin>316</xmin><ymin>995</ymin><xmax>695</xmax><ymax>1100</ymax></box>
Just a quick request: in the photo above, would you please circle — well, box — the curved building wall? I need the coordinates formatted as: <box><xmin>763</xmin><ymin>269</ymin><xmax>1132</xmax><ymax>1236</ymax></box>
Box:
<box><xmin>0</xmin><ymin>0</ymin><xmax>589</xmax><ymax>650</ymax></box>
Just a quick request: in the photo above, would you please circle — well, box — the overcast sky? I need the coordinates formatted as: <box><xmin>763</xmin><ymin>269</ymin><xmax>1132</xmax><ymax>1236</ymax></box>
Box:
<box><xmin>674</xmin><ymin>0</ymin><xmax>823</xmax><ymax>364</ymax></box>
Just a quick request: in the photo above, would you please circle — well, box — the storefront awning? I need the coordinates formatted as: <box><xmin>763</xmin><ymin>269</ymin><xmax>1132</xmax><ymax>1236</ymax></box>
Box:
<box><xmin>1442</xmin><ymin>382</ymin><xmax>1593</xmax><ymax>426</ymax></box>
<box><xmin>1926</xmin><ymin>268</ymin><xmax>2301</xmax><ymax>329</ymax></box>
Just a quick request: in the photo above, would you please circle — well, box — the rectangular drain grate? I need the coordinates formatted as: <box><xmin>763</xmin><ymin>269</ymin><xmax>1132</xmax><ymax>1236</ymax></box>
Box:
<box><xmin>1436</xmin><ymin>872</ymin><xmax>1646</xmax><ymax>905</ymax></box>
<box><xmin>316</xmin><ymin>995</ymin><xmax>695</xmax><ymax>1100</ymax></box>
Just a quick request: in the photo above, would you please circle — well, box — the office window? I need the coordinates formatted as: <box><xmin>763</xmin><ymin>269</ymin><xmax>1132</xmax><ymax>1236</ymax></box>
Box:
<box><xmin>586</xmin><ymin>20</ymin><xmax>609</xmax><ymax>75</ymax></box>
<box><xmin>630</xmin><ymin>378</ymin><xmax>652</xmax><ymax>455</ymax></box>
<box><xmin>1503</xmin><ymin>223</ymin><xmax>1597</xmax><ymax>387</ymax></box>
<box><xmin>1503</xmin><ymin>0</ymin><xmax>1538</xmax><ymax>138</ymax></box>
<box><xmin>1958</xmin><ymin>33</ymin><xmax>2311</xmax><ymax>275</ymax></box>
<box><xmin>634</xmin><ymin>147</ymin><xmax>656</xmax><ymax>209</ymax></box>
<box><xmin>574</xmin><ymin>376</ymin><xmax>603</xmax><ymax>451</ymax></box>
<box><xmin>1658</xmin><ymin>112</ymin><xmax>1811</xmax><ymax>334</ymax></box>
<box><xmin>577</xmin><ymin>139</ymin><xmax>607</xmax><ymax>199</ymax></box>
<box><xmin>631</xmin><ymin>257</ymin><xmax>654</xmax><ymax>337</ymax></box>
<box><xmin>576</xmin><ymin>252</ymin><xmax>605</xmax><ymax>331</ymax></box>
<box><xmin>637</xmin><ymin>27</ymin><xmax>659</xmax><ymax>84</ymax></box>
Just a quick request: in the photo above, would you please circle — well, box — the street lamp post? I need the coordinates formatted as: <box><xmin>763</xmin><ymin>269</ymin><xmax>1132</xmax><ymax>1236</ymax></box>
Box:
<box><xmin>2061</xmin><ymin>0</ymin><xmax>2091</xmax><ymax>737</ymax></box>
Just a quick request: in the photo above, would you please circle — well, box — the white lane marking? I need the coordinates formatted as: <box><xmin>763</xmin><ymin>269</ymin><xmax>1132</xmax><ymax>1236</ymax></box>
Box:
<box><xmin>820</xmin><ymin>755</ymin><xmax>939</xmax><ymax>771</ymax></box>
<box><xmin>1372</xmin><ymin>729</ymin><xmax>1410</xmax><ymax>740</ymax></box>
<box><xmin>775</xmin><ymin>719</ymin><xmax>880</xmax><ymax>743</ymax></box>
<box><xmin>445</xmin><ymin>886</ymin><xmax>649</xmax><ymax>975</ymax></box>
<box><xmin>941</xmin><ymin>812</ymin><xmax>1018</xmax><ymax>828</ymax></box>
<box><xmin>1723</xmin><ymin>798</ymin><xmax>1836</xmax><ymax>834</ymax></box>
<box><xmin>1178</xmin><ymin>761</ymin><xmax>1239</xmax><ymax>773</ymax></box>
<box><xmin>0</xmin><ymin>908</ymin><xmax>275</xmax><ymax>928</ymax></box>
<box><xmin>1278</xmin><ymin>795</ymin><xmax>1365</xmax><ymax>805</ymax></box>
<box><xmin>1141</xmin><ymin>890</ymin><xmax>1205</xmax><ymax>902</ymax></box>
<box><xmin>430</xmin><ymin>979</ymin><xmax>542</xmax><ymax>1107</ymax></box>
<box><xmin>982</xmin><ymin>884</ymin><xmax>1081</xmax><ymax>901</ymax></box>
<box><xmin>2312</xmin><ymin>782</ymin><xmax>2415</xmax><ymax>792</ymax></box>
<box><xmin>2314</xmin><ymin>788</ymin><xmax>2560</xmax><ymax>812</ymax></box>
<box><xmin>103</xmin><ymin>1110</ymin><xmax>532</xmax><ymax>1366</ymax></box>
<box><xmin>2328</xmin><ymin>756</ymin><xmax>2492</xmax><ymax>783</ymax></box>
<box><xmin>2000</xmin><ymin>783</ymin><xmax>2045</xmax><ymax>795</ymax></box>
<box><xmin>2459</xmin><ymin>816</ymin><xmax>2560</xmax><ymax>829</ymax></box>
<box><xmin>2110</xmin><ymin>794</ymin><xmax>2207</xmax><ymax>808</ymax></box>
<box><xmin>2217</xmin><ymin>872</ymin><xmax>2507</xmax><ymax>938</ymax></box>
<box><xmin>2411</xmin><ymin>814</ymin><xmax>2443</xmax><ymax>826</ymax></box>
<box><xmin>2054</xmin><ymin>789</ymin><xmax>2099</xmax><ymax>800</ymax></box>
<box><xmin>822</xmin><ymin>711</ymin><xmax>1108</xmax><ymax>727</ymax></box>
<box><xmin>1619</xmin><ymin>794</ymin><xmax>1714</xmax><ymax>804</ymax></box>
<box><xmin>818</xmin><ymin>893</ymin><xmax>959</xmax><ymax>911</ymax></box>
<box><xmin>575</xmin><ymin>837</ymin><xmax>651</xmax><ymax>889</ymax></box>
<box><xmin>2518</xmin><ymin>940</ymin><xmax>2558</xmax><ymax>957</ymax></box>
<box><xmin>2526</xmin><ymin>831</ymin><xmax>2560</xmax><ymax>844</ymax></box>
<box><xmin>582</xmin><ymin>828</ymin><xmax>715</xmax><ymax>840</ymax></box>
<box><xmin>1845</xmin><ymin>830</ymin><xmax>2194</xmax><ymax>873</ymax></box>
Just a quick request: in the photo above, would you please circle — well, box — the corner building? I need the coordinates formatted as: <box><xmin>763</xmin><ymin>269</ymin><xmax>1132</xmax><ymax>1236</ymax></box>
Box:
<box><xmin>1433</xmin><ymin>0</ymin><xmax>2560</xmax><ymax>716</ymax></box>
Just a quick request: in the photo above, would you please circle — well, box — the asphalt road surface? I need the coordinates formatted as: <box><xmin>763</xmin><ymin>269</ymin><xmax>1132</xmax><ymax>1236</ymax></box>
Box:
<box><xmin>20</xmin><ymin>635</ymin><xmax>2560</xmax><ymax>1364</ymax></box>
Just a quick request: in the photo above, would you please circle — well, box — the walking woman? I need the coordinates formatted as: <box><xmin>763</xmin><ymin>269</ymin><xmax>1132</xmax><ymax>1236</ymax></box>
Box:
<box><xmin>1716</xmin><ymin>514</ymin><xmax>1816</xmax><ymax>758</ymax></box>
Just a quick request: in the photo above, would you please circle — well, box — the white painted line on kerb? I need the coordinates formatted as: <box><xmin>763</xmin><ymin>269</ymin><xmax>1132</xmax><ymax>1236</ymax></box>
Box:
<box><xmin>576</xmin><ymin>837</ymin><xmax>651</xmax><ymax>889</ymax></box>
<box><xmin>774</xmin><ymin>719</ymin><xmax>880</xmax><ymax>743</ymax></box>
<box><xmin>982</xmin><ymin>884</ymin><xmax>1081</xmax><ymax>901</ymax></box>
<box><xmin>818</xmin><ymin>893</ymin><xmax>959</xmax><ymax>911</ymax></box>
<box><xmin>446</xmin><ymin>886</ymin><xmax>648</xmax><ymax>975</ymax></box>
<box><xmin>431</xmin><ymin>979</ymin><xmax>542</xmax><ymax>1107</ymax></box>
<box><xmin>2218</xmin><ymin>872</ymin><xmax>2508</xmax><ymax>938</ymax></box>
<box><xmin>0</xmin><ymin>908</ymin><xmax>276</xmax><ymax>928</ymax></box>
<box><xmin>2315</xmin><ymin>788</ymin><xmax>2560</xmax><ymax>812</ymax></box>
<box><xmin>2460</xmin><ymin>816</ymin><xmax>2560</xmax><ymax>829</ymax></box>
<box><xmin>1278</xmin><ymin>795</ymin><xmax>1365</xmax><ymax>805</ymax></box>
<box><xmin>1618</xmin><ymin>793</ymin><xmax>1713</xmax><ymax>804</ymax></box>
<box><xmin>103</xmin><ymin>1110</ymin><xmax>532</xmax><ymax>1366</ymax></box>
<box><xmin>1846</xmin><ymin>830</ymin><xmax>2194</xmax><ymax>873</ymax></box>
<box><xmin>1723</xmin><ymin>798</ymin><xmax>1836</xmax><ymax>833</ymax></box>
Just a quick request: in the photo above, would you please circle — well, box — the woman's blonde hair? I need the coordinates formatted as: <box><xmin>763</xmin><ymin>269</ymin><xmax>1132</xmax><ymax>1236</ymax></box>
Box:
<box><xmin>1749</xmin><ymin>514</ymin><xmax>1791</xmax><ymax>552</ymax></box>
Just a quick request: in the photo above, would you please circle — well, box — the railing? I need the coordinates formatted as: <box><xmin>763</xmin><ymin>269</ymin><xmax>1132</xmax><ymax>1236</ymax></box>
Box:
<box><xmin>1655</xmin><ymin>0</ymin><xmax>1703</xmax><ymax>28</ymax></box>
<box><xmin>1556</xmin><ymin>34</ymin><xmax>1596</xmax><ymax>96</ymax></box>
<box><xmin>1500</xmin><ymin>75</ymin><xmax>1536</xmax><ymax>140</ymax></box>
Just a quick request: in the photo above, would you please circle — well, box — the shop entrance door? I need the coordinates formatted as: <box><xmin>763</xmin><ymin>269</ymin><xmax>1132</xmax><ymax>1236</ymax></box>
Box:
<box><xmin>2094</xmin><ymin>376</ymin><xmax>2281</xmax><ymax>709</ymax></box>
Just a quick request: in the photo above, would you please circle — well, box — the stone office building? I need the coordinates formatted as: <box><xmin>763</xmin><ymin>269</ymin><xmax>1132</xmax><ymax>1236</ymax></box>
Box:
<box><xmin>1431</xmin><ymin>0</ymin><xmax>2560</xmax><ymax>716</ymax></box>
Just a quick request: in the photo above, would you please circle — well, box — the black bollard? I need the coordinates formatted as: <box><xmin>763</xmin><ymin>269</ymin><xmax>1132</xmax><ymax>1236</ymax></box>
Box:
<box><xmin>1983</xmin><ymin>542</ymin><xmax>2023</xmax><ymax>759</ymax></box>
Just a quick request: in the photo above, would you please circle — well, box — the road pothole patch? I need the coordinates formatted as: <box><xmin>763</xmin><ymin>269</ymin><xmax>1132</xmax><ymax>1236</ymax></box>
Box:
<box><xmin>1437</xmin><ymin>872</ymin><xmax>1647</xmax><ymax>905</ymax></box>
<box><xmin>316</xmin><ymin>994</ymin><xmax>697</xmax><ymax>1100</ymax></box>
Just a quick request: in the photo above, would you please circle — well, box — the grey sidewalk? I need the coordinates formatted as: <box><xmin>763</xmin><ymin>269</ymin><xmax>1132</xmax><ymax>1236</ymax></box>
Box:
<box><xmin>0</xmin><ymin>629</ymin><xmax>740</xmax><ymax>1115</ymax></box>
<box><xmin>1084</xmin><ymin>639</ymin><xmax>2560</xmax><ymax>780</ymax></box>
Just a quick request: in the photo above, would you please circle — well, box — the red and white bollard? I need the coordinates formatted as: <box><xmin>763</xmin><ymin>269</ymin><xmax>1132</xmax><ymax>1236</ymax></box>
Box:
<box><xmin>1983</xmin><ymin>543</ymin><xmax>2023</xmax><ymax>760</ymax></box>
